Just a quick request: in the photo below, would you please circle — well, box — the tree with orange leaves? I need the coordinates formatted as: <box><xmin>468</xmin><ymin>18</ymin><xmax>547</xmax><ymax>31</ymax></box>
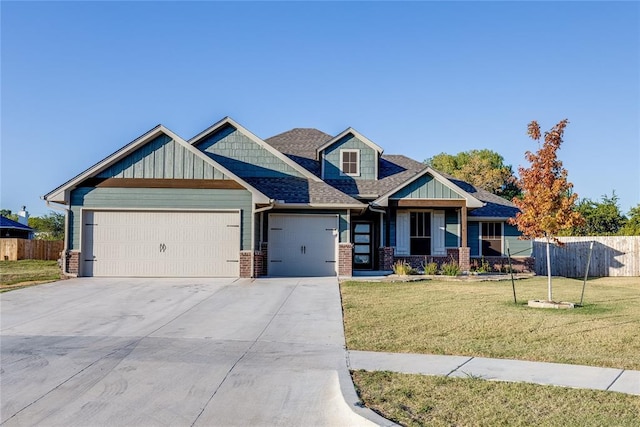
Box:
<box><xmin>509</xmin><ymin>119</ymin><xmax>584</xmax><ymax>302</ymax></box>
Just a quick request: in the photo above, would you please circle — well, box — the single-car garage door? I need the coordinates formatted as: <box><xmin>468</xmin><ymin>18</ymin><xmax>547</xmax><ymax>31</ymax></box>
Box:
<box><xmin>268</xmin><ymin>214</ymin><xmax>338</xmax><ymax>277</ymax></box>
<box><xmin>81</xmin><ymin>210</ymin><xmax>240</xmax><ymax>277</ymax></box>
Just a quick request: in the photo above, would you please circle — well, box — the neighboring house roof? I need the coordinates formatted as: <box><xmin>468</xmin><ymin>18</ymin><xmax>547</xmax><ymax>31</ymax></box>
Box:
<box><xmin>43</xmin><ymin>125</ymin><xmax>272</xmax><ymax>205</ymax></box>
<box><xmin>0</xmin><ymin>216</ymin><xmax>33</xmax><ymax>231</ymax></box>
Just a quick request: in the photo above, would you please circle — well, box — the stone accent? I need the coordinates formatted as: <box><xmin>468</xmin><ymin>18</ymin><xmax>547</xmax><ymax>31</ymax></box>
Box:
<box><xmin>458</xmin><ymin>247</ymin><xmax>471</xmax><ymax>272</ymax></box>
<box><xmin>239</xmin><ymin>251</ymin><xmax>253</xmax><ymax>278</ymax></box>
<box><xmin>65</xmin><ymin>251</ymin><xmax>80</xmax><ymax>276</ymax></box>
<box><xmin>378</xmin><ymin>247</ymin><xmax>395</xmax><ymax>270</ymax></box>
<box><xmin>338</xmin><ymin>243</ymin><xmax>353</xmax><ymax>277</ymax></box>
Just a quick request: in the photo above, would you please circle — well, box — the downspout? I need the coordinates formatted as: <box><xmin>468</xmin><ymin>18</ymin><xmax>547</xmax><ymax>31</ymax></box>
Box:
<box><xmin>251</xmin><ymin>200</ymin><xmax>276</xmax><ymax>277</ymax></box>
<box><xmin>44</xmin><ymin>198</ymin><xmax>71</xmax><ymax>276</ymax></box>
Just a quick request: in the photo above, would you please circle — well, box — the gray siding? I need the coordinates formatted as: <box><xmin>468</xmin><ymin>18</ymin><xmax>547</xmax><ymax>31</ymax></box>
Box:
<box><xmin>69</xmin><ymin>187</ymin><xmax>253</xmax><ymax>250</ymax></box>
<box><xmin>196</xmin><ymin>125</ymin><xmax>304</xmax><ymax>178</ymax></box>
<box><xmin>98</xmin><ymin>135</ymin><xmax>229</xmax><ymax>180</ymax></box>
<box><xmin>445</xmin><ymin>209</ymin><xmax>459</xmax><ymax>247</ymax></box>
<box><xmin>322</xmin><ymin>135</ymin><xmax>377</xmax><ymax>180</ymax></box>
<box><xmin>391</xmin><ymin>174</ymin><xmax>464</xmax><ymax>199</ymax></box>
<box><xmin>505</xmin><ymin>224</ymin><xmax>532</xmax><ymax>256</ymax></box>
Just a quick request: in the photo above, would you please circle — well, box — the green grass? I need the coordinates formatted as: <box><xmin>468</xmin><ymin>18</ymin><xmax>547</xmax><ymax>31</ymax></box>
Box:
<box><xmin>341</xmin><ymin>277</ymin><xmax>640</xmax><ymax>369</ymax></box>
<box><xmin>352</xmin><ymin>370</ymin><xmax>640</xmax><ymax>427</ymax></box>
<box><xmin>0</xmin><ymin>260</ymin><xmax>60</xmax><ymax>291</ymax></box>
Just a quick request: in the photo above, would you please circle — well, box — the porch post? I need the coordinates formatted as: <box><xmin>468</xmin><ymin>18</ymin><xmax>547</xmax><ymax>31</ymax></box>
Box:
<box><xmin>461</xmin><ymin>205</ymin><xmax>467</xmax><ymax>248</ymax></box>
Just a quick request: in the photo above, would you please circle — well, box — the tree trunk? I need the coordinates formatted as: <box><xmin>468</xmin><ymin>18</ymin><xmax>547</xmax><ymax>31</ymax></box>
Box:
<box><xmin>546</xmin><ymin>237</ymin><xmax>552</xmax><ymax>301</ymax></box>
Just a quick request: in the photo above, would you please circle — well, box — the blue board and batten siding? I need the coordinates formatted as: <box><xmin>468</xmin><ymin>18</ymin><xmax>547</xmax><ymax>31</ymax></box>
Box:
<box><xmin>98</xmin><ymin>135</ymin><xmax>231</xmax><ymax>180</ymax></box>
<box><xmin>322</xmin><ymin>135</ymin><xmax>377</xmax><ymax>180</ymax></box>
<box><xmin>391</xmin><ymin>174</ymin><xmax>464</xmax><ymax>200</ymax></box>
<box><xmin>196</xmin><ymin>125</ymin><xmax>304</xmax><ymax>178</ymax></box>
<box><xmin>445</xmin><ymin>209</ymin><xmax>459</xmax><ymax>247</ymax></box>
<box><xmin>69</xmin><ymin>187</ymin><xmax>253</xmax><ymax>251</ymax></box>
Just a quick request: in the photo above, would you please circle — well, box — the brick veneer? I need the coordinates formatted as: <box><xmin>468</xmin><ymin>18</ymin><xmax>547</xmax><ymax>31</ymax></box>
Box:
<box><xmin>239</xmin><ymin>250</ymin><xmax>253</xmax><ymax>278</ymax></box>
<box><xmin>471</xmin><ymin>256</ymin><xmax>534</xmax><ymax>273</ymax></box>
<box><xmin>338</xmin><ymin>243</ymin><xmax>353</xmax><ymax>277</ymax></box>
<box><xmin>65</xmin><ymin>251</ymin><xmax>80</xmax><ymax>276</ymax></box>
<box><xmin>458</xmin><ymin>247</ymin><xmax>471</xmax><ymax>272</ymax></box>
<box><xmin>378</xmin><ymin>247</ymin><xmax>395</xmax><ymax>270</ymax></box>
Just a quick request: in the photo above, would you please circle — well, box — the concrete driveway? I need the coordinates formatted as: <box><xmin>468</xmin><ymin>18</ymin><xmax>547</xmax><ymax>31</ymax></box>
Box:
<box><xmin>1</xmin><ymin>277</ymin><xmax>386</xmax><ymax>426</ymax></box>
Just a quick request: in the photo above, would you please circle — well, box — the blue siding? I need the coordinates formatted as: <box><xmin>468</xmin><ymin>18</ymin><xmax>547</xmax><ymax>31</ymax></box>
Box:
<box><xmin>445</xmin><ymin>209</ymin><xmax>459</xmax><ymax>247</ymax></box>
<box><xmin>69</xmin><ymin>187</ymin><xmax>253</xmax><ymax>250</ymax></box>
<box><xmin>98</xmin><ymin>135</ymin><xmax>229</xmax><ymax>180</ymax></box>
<box><xmin>323</xmin><ymin>135</ymin><xmax>377</xmax><ymax>180</ymax></box>
<box><xmin>391</xmin><ymin>174</ymin><xmax>464</xmax><ymax>199</ymax></box>
<box><xmin>196</xmin><ymin>124</ymin><xmax>304</xmax><ymax>178</ymax></box>
<box><xmin>468</xmin><ymin>222</ymin><xmax>480</xmax><ymax>256</ymax></box>
<box><xmin>504</xmin><ymin>224</ymin><xmax>532</xmax><ymax>256</ymax></box>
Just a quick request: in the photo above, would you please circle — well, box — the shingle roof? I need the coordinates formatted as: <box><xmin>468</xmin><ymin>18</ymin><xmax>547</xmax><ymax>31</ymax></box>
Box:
<box><xmin>0</xmin><ymin>216</ymin><xmax>33</xmax><ymax>230</ymax></box>
<box><xmin>264</xmin><ymin>128</ymin><xmax>519</xmax><ymax>218</ymax></box>
<box><xmin>243</xmin><ymin>177</ymin><xmax>365</xmax><ymax>206</ymax></box>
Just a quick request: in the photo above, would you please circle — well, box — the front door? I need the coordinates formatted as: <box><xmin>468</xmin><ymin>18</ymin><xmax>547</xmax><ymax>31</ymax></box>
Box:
<box><xmin>352</xmin><ymin>222</ymin><xmax>373</xmax><ymax>270</ymax></box>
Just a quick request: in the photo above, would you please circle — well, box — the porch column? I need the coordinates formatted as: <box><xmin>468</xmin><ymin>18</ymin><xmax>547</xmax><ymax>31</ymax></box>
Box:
<box><xmin>461</xmin><ymin>205</ymin><xmax>467</xmax><ymax>248</ymax></box>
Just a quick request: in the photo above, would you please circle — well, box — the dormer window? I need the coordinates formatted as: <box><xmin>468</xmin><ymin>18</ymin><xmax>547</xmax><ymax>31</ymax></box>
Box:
<box><xmin>341</xmin><ymin>149</ymin><xmax>360</xmax><ymax>176</ymax></box>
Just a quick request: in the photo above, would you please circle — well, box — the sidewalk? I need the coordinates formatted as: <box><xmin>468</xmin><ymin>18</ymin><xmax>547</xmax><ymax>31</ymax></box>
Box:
<box><xmin>347</xmin><ymin>350</ymin><xmax>640</xmax><ymax>396</ymax></box>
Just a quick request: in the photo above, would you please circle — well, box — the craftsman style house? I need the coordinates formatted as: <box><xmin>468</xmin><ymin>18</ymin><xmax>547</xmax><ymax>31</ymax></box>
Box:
<box><xmin>44</xmin><ymin>117</ymin><xmax>532</xmax><ymax>278</ymax></box>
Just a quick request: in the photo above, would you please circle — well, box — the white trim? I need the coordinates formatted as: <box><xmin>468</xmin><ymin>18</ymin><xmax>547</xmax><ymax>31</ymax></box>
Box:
<box><xmin>315</xmin><ymin>127</ymin><xmax>383</xmax><ymax>160</ymax></box>
<box><xmin>371</xmin><ymin>167</ymin><xmax>484</xmax><ymax>208</ymax></box>
<box><xmin>189</xmin><ymin>116</ymin><xmax>321</xmax><ymax>182</ymax></box>
<box><xmin>340</xmin><ymin>149</ymin><xmax>360</xmax><ymax>177</ymax></box>
<box><xmin>43</xmin><ymin>125</ymin><xmax>271</xmax><ymax>205</ymax></box>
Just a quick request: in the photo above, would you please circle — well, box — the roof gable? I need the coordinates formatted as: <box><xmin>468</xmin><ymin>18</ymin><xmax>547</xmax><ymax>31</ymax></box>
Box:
<box><xmin>315</xmin><ymin>127</ymin><xmax>383</xmax><ymax>160</ymax></box>
<box><xmin>372</xmin><ymin>167</ymin><xmax>484</xmax><ymax>208</ymax></box>
<box><xmin>190</xmin><ymin>117</ymin><xmax>321</xmax><ymax>182</ymax></box>
<box><xmin>44</xmin><ymin>125</ymin><xmax>270</xmax><ymax>204</ymax></box>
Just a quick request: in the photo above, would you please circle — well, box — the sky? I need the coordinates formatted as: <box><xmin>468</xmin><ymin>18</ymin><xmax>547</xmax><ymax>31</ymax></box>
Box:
<box><xmin>2</xmin><ymin>1</ymin><xmax>639</xmax><ymax>217</ymax></box>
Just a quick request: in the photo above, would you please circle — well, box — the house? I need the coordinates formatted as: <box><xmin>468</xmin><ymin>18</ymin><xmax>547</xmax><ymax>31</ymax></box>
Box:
<box><xmin>43</xmin><ymin>117</ymin><xmax>532</xmax><ymax>278</ymax></box>
<box><xmin>1</xmin><ymin>215</ymin><xmax>34</xmax><ymax>239</ymax></box>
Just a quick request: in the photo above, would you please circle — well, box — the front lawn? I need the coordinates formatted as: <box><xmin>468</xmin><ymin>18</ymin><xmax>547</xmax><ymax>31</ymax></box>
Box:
<box><xmin>0</xmin><ymin>260</ymin><xmax>60</xmax><ymax>291</ymax></box>
<box><xmin>352</xmin><ymin>371</ymin><xmax>640</xmax><ymax>427</ymax></box>
<box><xmin>341</xmin><ymin>277</ymin><xmax>640</xmax><ymax>369</ymax></box>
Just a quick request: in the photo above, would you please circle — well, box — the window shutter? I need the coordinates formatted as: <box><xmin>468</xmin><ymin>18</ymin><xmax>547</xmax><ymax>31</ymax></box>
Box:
<box><xmin>432</xmin><ymin>210</ymin><xmax>446</xmax><ymax>255</ymax></box>
<box><xmin>396</xmin><ymin>210</ymin><xmax>409</xmax><ymax>255</ymax></box>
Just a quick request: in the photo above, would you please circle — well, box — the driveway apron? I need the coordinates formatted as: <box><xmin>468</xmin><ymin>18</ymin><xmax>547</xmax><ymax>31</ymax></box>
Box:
<box><xmin>1</xmin><ymin>277</ymin><xmax>378</xmax><ymax>427</ymax></box>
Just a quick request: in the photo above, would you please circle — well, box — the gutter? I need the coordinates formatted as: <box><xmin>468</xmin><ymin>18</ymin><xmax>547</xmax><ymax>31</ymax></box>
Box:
<box><xmin>43</xmin><ymin>197</ymin><xmax>72</xmax><ymax>276</ymax></box>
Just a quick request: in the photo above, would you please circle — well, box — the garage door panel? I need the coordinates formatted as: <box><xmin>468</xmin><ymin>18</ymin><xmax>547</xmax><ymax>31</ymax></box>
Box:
<box><xmin>82</xmin><ymin>210</ymin><xmax>240</xmax><ymax>277</ymax></box>
<box><xmin>268</xmin><ymin>215</ymin><xmax>337</xmax><ymax>277</ymax></box>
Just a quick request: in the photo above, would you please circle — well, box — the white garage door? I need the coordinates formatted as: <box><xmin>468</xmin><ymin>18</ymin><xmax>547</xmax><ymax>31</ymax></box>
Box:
<box><xmin>81</xmin><ymin>210</ymin><xmax>240</xmax><ymax>277</ymax></box>
<box><xmin>268</xmin><ymin>214</ymin><xmax>338</xmax><ymax>277</ymax></box>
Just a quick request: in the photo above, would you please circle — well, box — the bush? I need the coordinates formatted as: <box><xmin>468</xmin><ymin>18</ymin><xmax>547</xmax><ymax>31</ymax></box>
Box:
<box><xmin>393</xmin><ymin>261</ymin><xmax>415</xmax><ymax>276</ymax></box>
<box><xmin>473</xmin><ymin>257</ymin><xmax>491</xmax><ymax>273</ymax></box>
<box><xmin>440</xmin><ymin>261</ymin><xmax>461</xmax><ymax>276</ymax></box>
<box><xmin>423</xmin><ymin>262</ymin><xmax>438</xmax><ymax>275</ymax></box>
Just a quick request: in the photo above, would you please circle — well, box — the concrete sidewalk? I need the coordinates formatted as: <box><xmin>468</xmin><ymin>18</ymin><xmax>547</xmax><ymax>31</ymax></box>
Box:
<box><xmin>347</xmin><ymin>350</ymin><xmax>640</xmax><ymax>395</ymax></box>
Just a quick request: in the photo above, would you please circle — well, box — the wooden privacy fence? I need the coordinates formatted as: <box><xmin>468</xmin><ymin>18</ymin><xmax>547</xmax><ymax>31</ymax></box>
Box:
<box><xmin>0</xmin><ymin>239</ymin><xmax>63</xmax><ymax>261</ymax></box>
<box><xmin>533</xmin><ymin>236</ymin><xmax>640</xmax><ymax>277</ymax></box>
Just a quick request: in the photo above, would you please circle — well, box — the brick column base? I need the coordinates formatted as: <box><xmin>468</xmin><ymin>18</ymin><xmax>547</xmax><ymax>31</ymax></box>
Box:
<box><xmin>458</xmin><ymin>247</ymin><xmax>471</xmax><ymax>272</ymax></box>
<box><xmin>378</xmin><ymin>247</ymin><xmax>395</xmax><ymax>270</ymax></box>
<box><xmin>65</xmin><ymin>251</ymin><xmax>80</xmax><ymax>277</ymax></box>
<box><xmin>239</xmin><ymin>251</ymin><xmax>253</xmax><ymax>278</ymax></box>
<box><xmin>338</xmin><ymin>243</ymin><xmax>353</xmax><ymax>277</ymax></box>
<box><xmin>260</xmin><ymin>242</ymin><xmax>268</xmax><ymax>276</ymax></box>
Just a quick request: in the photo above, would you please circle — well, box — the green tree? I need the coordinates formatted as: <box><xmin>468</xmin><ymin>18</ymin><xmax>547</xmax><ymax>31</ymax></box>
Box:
<box><xmin>509</xmin><ymin>119</ymin><xmax>583</xmax><ymax>302</ymax></box>
<box><xmin>619</xmin><ymin>204</ymin><xmax>640</xmax><ymax>236</ymax></box>
<box><xmin>425</xmin><ymin>149</ymin><xmax>521</xmax><ymax>199</ymax></box>
<box><xmin>567</xmin><ymin>192</ymin><xmax>626</xmax><ymax>236</ymax></box>
<box><xmin>28</xmin><ymin>211</ymin><xmax>65</xmax><ymax>240</ymax></box>
<box><xmin>1</xmin><ymin>209</ymin><xmax>18</xmax><ymax>221</ymax></box>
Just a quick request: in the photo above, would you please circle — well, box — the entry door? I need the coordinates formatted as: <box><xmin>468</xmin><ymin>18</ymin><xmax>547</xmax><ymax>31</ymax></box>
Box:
<box><xmin>352</xmin><ymin>222</ymin><xmax>373</xmax><ymax>270</ymax></box>
<box><xmin>268</xmin><ymin>214</ymin><xmax>338</xmax><ymax>276</ymax></box>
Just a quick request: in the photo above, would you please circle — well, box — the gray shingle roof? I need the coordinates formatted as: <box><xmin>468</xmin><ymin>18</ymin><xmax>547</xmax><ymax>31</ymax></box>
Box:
<box><xmin>264</xmin><ymin>128</ymin><xmax>519</xmax><ymax>218</ymax></box>
<box><xmin>243</xmin><ymin>177</ymin><xmax>365</xmax><ymax>206</ymax></box>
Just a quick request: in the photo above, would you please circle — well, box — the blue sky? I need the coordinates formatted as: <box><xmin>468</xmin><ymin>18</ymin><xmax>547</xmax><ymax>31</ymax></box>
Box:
<box><xmin>2</xmin><ymin>1</ymin><xmax>638</xmax><ymax>217</ymax></box>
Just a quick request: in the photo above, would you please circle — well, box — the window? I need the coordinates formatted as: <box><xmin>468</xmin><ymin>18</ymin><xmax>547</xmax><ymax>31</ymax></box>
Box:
<box><xmin>410</xmin><ymin>212</ymin><xmax>431</xmax><ymax>255</ymax></box>
<box><xmin>340</xmin><ymin>149</ymin><xmax>359</xmax><ymax>176</ymax></box>
<box><xmin>481</xmin><ymin>222</ymin><xmax>502</xmax><ymax>256</ymax></box>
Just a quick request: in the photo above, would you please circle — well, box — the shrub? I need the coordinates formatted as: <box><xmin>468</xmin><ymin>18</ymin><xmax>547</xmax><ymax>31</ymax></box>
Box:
<box><xmin>393</xmin><ymin>261</ymin><xmax>415</xmax><ymax>276</ymax></box>
<box><xmin>423</xmin><ymin>262</ymin><xmax>439</xmax><ymax>275</ymax></box>
<box><xmin>440</xmin><ymin>261</ymin><xmax>461</xmax><ymax>276</ymax></box>
<box><xmin>475</xmin><ymin>257</ymin><xmax>491</xmax><ymax>273</ymax></box>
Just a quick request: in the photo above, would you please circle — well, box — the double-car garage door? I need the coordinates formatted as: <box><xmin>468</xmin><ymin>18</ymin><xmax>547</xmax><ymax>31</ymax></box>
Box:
<box><xmin>81</xmin><ymin>210</ymin><xmax>240</xmax><ymax>277</ymax></box>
